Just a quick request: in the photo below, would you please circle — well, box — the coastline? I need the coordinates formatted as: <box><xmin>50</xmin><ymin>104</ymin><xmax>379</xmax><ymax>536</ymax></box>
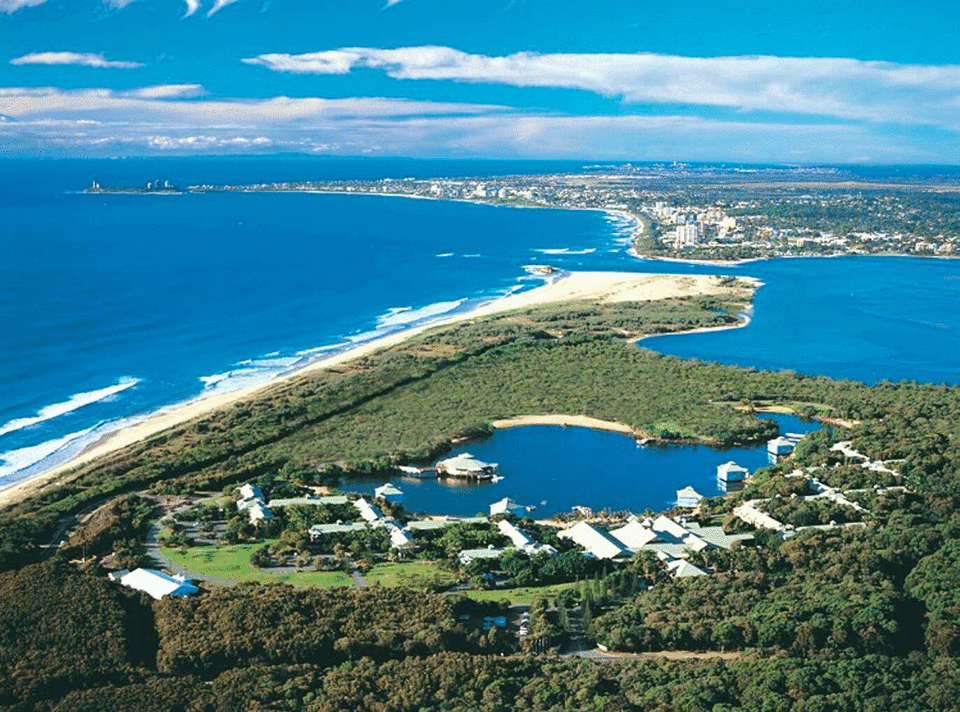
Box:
<box><xmin>0</xmin><ymin>271</ymin><xmax>753</xmax><ymax>509</ymax></box>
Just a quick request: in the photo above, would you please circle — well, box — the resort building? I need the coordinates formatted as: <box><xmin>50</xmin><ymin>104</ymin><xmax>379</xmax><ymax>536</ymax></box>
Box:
<box><xmin>353</xmin><ymin>497</ymin><xmax>384</xmax><ymax>523</ymax></box>
<box><xmin>497</xmin><ymin>519</ymin><xmax>533</xmax><ymax>548</ymax></box>
<box><xmin>496</xmin><ymin>519</ymin><xmax>558</xmax><ymax>557</ymax></box>
<box><xmin>248</xmin><ymin>501</ymin><xmax>273</xmax><ymax>524</ymax></box>
<box><xmin>437</xmin><ymin>453</ymin><xmax>498</xmax><ymax>479</ymax></box>
<box><xmin>267</xmin><ymin>495</ymin><xmax>349</xmax><ymax>508</ymax></box>
<box><xmin>309</xmin><ymin>522</ymin><xmax>368</xmax><ymax>539</ymax></box>
<box><xmin>383</xmin><ymin>522</ymin><xmax>413</xmax><ymax>549</ymax></box>
<box><xmin>767</xmin><ymin>437</ymin><xmax>796</xmax><ymax>463</ymax></box>
<box><xmin>558</xmin><ymin>521</ymin><xmax>630</xmax><ymax>560</ymax></box>
<box><xmin>404</xmin><ymin>516</ymin><xmax>488</xmax><ymax>533</ymax></box>
<box><xmin>608</xmin><ymin>519</ymin><xmax>661</xmax><ymax>550</ymax></box>
<box><xmin>237</xmin><ymin>483</ymin><xmax>273</xmax><ymax>524</ymax></box>
<box><xmin>374</xmin><ymin>482</ymin><xmax>405</xmax><ymax>505</ymax></box>
<box><xmin>676</xmin><ymin>486</ymin><xmax>704</xmax><ymax>508</ymax></box>
<box><xmin>717</xmin><ymin>461</ymin><xmax>749</xmax><ymax>492</ymax></box>
<box><xmin>666</xmin><ymin>559</ymin><xmax>708</xmax><ymax>578</ymax></box>
<box><xmin>733</xmin><ymin>501</ymin><xmax>787</xmax><ymax>532</ymax></box>
<box><xmin>458</xmin><ymin>547</ymin><xmax>507</xmax><ymax>566</ymax></box>
<box><xmin>238</xmin><ymin>484</ymin><xmax>263</xmax><ymax>502</ymax></box>
<box><xmin>490</xmin><ymin>497</ymin><xmax>527</xmax><ymax>518</ymax></box>
<box><xmin>114</xmin><ymin>568</ymin><xmax>199</xmax><ymax>600</ymax></box>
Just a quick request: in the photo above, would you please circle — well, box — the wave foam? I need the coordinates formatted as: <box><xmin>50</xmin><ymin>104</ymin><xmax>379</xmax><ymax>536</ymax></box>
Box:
<box><xmin>375</xmin><ymin>300</ymin><xmax>464</xmax><ymax>330</ymax></box>
<box><xmin>199</xmin><ymin>356</ymin><xmax>302</xmax><ymax>395</ymax></box>
<box><xmin>0</xmin><ymin>377</ymin><xmax>140</xmax><ymax>438</ymax></box>
<box><xmin>534</xmin><ymin>247</ymin><xmax>597</xmax><ymax>255</ymax></box>
<box><xmin>0</xmin><ymin>426</ymin><xmax>98</xmax><ymax>482</ymax></box>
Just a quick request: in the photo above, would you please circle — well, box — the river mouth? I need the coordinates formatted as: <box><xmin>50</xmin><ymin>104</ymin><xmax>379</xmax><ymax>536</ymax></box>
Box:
<box><xmin>351</xmin><ymin>413</ymin><xmax>821</xmax><ymax>518</ymax></box>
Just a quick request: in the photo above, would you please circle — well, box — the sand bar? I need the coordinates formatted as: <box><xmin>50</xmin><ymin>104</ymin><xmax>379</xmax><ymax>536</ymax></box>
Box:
<box><xmin>0</xmin><ymin>271</ymin><xmax>753</xmax><ymax>509</ymax></box>
<box><xmin>491</xmin><ymin>414</ymin><xmax>635</xmax><ymax>435</ymax></box>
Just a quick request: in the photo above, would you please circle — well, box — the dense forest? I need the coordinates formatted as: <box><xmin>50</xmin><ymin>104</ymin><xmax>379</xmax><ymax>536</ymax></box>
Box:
<box><xmin>0</xmin><ymin>284</ymin><xmax>959</xmax><ymax>709</ymax></box>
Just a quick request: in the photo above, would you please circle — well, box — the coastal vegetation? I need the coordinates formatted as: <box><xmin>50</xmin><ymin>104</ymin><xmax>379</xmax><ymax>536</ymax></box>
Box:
<box><xmin>1</xmin><ymin>283</ymin><xmax>959</xmax><ymax>709</ymax></box>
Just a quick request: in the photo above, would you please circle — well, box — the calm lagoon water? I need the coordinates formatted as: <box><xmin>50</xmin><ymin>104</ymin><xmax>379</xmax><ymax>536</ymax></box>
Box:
<box><xmin>355</xmin><ymin>414</ymin><xmax>821</xmax><ymax>517</ymax></box>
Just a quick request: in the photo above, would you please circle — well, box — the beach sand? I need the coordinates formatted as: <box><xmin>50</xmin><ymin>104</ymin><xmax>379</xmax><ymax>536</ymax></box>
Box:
<box><xmin>491</xmin><ymin>414</ymin><xmax>635</xmax><ymax>435</ymax></box>
<box><xmin>0</xmin><ymin>270</ymin><xmax>754</xmax><ymax>509</ymax></box>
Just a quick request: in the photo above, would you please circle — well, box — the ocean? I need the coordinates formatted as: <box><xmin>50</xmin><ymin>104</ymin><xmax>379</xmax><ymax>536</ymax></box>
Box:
<box><xmin>2</xmin><ymin>157</ymin><xmax>959</xmax><ymax>492</ymax></box>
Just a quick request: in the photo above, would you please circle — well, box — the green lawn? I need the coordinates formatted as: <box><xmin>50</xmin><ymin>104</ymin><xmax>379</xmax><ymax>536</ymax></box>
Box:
<box><xmin>365</xmin><ymin>561</ymin><xmax>459</xmax><ymax>589</ymax></box>
<box><xmin>460</xmin><ymin>581</ymin><xmax>579</xmax><ymax>605</ymax></box>
<box><xmin>160</xmin><ymin>543</ymin><xmax>352</xmax><ymax>588</ymax></box>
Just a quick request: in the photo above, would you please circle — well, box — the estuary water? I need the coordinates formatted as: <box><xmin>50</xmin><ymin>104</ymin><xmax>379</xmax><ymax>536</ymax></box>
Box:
<box><xmin>1</xmin><ymin>158</ymin><xmax>959</xmax><ymax>492</ymax></box>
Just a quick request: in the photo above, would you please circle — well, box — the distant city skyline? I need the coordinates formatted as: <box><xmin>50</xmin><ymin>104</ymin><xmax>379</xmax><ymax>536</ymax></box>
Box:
<box><xmin>1</xmin><ymin>0</ymin><xmax>958</xmax><ymax>162</ymax></box>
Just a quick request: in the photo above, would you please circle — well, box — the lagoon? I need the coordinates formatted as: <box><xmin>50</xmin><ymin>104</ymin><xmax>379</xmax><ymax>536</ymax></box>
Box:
<box><xmin>355</xmin><ymin>414</ymin><xmax>821</xmax><ymax>518</ymax></box>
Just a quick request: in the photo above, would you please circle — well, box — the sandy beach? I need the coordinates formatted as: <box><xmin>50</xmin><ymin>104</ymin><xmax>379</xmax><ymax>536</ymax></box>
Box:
<box><xmin>0</xmin><ymin>270</ymin><xmax>753</xmax><ymax>509</ymax></box>
<box><xmin>491</xmin><ymin>414</ymin><xmax>635</xmax><ymax>435</ymax></box>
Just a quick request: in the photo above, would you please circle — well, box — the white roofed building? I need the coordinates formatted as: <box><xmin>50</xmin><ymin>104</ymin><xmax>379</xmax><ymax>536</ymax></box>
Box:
<box><xmin>666</xmin><ymin>559</ymin><xmax>708</xmax><ymax>578</ymax></box>
<box><xmin>238</xmin><ymin>484</ymin><xmax>263</xmax><ymax>502</ymax></box>
<box><xmin>459</xmin><ymin>547</ymin><xmax>507</xmax><ymax>566</ymax></box>
<box><xmin>374</xmin><ymin>483</ymin><xmax>405</xmax><ymax>504</ymax></box>
<box><xmin>437</xmin><ymin>453</ymin><xmax>498</xmax><ymax>479</ymax></box>
<box><xmin>354</xmin><ymin>497</ymin><xmax>384</xmax><ymax>523</ymax></box>
<box><xmin>609</xmin><ymin>520</ymin><xmax>661</xmax><ymax>551</ymax></box>
<box><xmin>717</xmin><ymin>461</ymin><xmax>749</xmax><ymax>492</ymax></box>
<box><xmin>248</xmin><ymin>501</ymin><xmax>273</xmax><ymax>524</ymax></box>
<box><xmin>117</xmin><ymin>568</ymin><xmax>199</xmax><ymax>600</ymax></box>
<box><xmin>767</xmin><ymin>437</ymin><xmax>796</xmax><ymax>463</ymax></box>
<box><xmin>384</xmin><ymin>523</ymin><xmax>413</xmax><ymax>549</ymax></box>
<box><xmin>558</xmin><ymin>521</ymin><xmax>629</xmax><ymax>560</ymax></box>
<box><xmin>490</xmin><ymin>497</ymin><xmax>527</xmax><ymax>518</ymax></box>
<box><xmin>309</xmin><ymin>522</ymin><xmax>368</xmax><ymax>539</ymax></box>
<box><xmin>676</xmin><ymin>486</ymin><xmax>704</xmax><ymax>508</ymax></box>
<box><xmin>497</xmin><ymin>519</ymin><xmax>533</xmax><ymax>548</ymax></box>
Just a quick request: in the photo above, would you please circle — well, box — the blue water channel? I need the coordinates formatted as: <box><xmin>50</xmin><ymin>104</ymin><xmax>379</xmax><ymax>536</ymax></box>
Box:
<box><xmin>356</xmin><ymin>413</ymin><xmax>821</xmax><ymax>518</ymax></box>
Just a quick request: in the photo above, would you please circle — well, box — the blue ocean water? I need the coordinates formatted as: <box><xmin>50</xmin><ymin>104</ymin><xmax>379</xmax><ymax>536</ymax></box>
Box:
<box><xmin>353</xmin><ymin>414</ymin><xmax>820</xmax><ymax>518</ymax></box>
<box><xmin>1</xmin><ymin>157</ymin><xmax>959</xmax><ymax>493</ymax></box>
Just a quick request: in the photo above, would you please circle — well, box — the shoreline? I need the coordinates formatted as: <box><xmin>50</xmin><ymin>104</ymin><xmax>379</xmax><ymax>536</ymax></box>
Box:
<box><xmin>0</xmin><ymin>271</ymin><xmax>753</xmax><ymax>509</ymax></box>
<box><xmin>491</xmin><ymin>414</ymin><xmax>636</xmax><ymax>435</ymax></box>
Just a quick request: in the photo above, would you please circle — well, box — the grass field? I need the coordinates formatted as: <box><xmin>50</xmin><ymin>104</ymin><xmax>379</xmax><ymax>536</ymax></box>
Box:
<box><xmin>365</xmin><ymin>561</ymin><xmax>459</xmax><ymax>589</ymax></box>
<box><xmin>160</xmin><ymin>543</ymin><xmax>352</xmax><ymax>588</ymax></box>
<box><xmin>460</xmin><ymin>581</ymin><xmax>579</xmax><ymax>605</ymax></box>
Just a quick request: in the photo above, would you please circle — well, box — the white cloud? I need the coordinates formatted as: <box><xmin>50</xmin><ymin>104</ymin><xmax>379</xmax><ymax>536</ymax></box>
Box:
<box><xmin>183</xmin><ymin>0</ymin><xmax>200</xmax><ymax>16</ymax></box>
<box><xmin>0</xmin><ymin>86</ymin><xmax>508</xmax><ymax>125</ymax></box>
<box><xmin>10</xmin><ymin>52</ymin><xmax>143</xmax><ymax>69</ymax></box>
<box><xmin>127</xmin><ymin>84</ymin><xmax>206</xmax><ymax>98</ymax></box>
<box><xmin>0</xmin><ymin>83</ymin><xmax>955</xmax><ymax>163</ymax></box>
<box><xmin>0</xmin><ymin>0</ymin><xmax>46</xmax><ymax>13</ymax></box>
<box><xmin>243</xmin><ymin>46</ymin><xmax>960</xmax><ymax>128</ymax></box>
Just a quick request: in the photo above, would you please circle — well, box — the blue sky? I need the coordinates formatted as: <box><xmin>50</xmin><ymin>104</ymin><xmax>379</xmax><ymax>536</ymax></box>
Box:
<box><xmin>2</xmin><ymin>0</ymin><xmax>959</xmax><ymax>162</ymax></box>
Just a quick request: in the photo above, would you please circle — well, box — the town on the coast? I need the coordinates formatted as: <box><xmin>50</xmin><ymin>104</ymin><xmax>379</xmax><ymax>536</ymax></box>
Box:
<box><xmin>89</xmin><ymin>164</ymin><xmax>960</xmax><ymax>262</ymax></box>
